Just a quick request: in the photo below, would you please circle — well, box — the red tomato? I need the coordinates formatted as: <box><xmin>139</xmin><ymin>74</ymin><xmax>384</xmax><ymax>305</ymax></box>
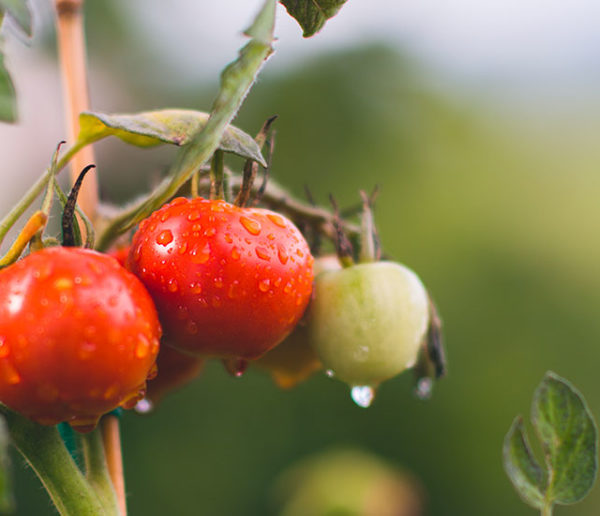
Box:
<box><xmin>0</xmin><ymin>247</ymin><xmax>161</xmax><ymax>431</ymax></box>
<box><xmin>127</xmin><ymin>197</ymin><xmax>314</xmax><ymax>360</ymax></box>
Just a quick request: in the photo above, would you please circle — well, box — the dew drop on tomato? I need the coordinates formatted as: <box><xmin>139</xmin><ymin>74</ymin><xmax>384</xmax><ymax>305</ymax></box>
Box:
<box><xmin>350</xmin><ymin>385</ymin><xmax>375</xmax><ymax>408</ymax></box>
<box><xmin>240</xmin><ymin>216</ymin><xmax>261</xmax><ymax>235</ymax></box>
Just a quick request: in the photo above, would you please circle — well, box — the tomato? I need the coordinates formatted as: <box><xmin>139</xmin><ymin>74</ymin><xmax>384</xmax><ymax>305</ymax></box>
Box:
<box><xmin>0</xmin><ymin>247</ymin><xmax>161</xmax><ymax>431</ymax></box>
<box><xmin>143</xmin><ymin>344</ymin><xmax>204</xmax><ymax>405</ymax></box>
<box><xmin>307</xmin><ymin>261</ymin><xmax>429</xmax><ymax>388</ymax></box>
<box><xmin>254</xmin><ymin>255</ymin><xmax>342</xmax><ymax>388</ymax></box>
<box><xmin>127</xmin><ymin>197</ymin><xmax>314</xmax><ymax>360</ymax></box>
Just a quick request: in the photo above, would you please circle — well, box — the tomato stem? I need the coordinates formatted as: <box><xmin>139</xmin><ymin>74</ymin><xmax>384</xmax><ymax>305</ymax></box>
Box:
<box><xmin>2</xmin><ymin>408</ymin><xmax>106</xmax><ymax>515</ymax></box>
<box><xmin>101</xmin><ymin>415</ymin><xmax>127</xmax><ymax>516</ymax></box>
<box><xmin>209</xmin><ymin>150</ymin><xmax>225</xmax><ymax>200</ymax></box>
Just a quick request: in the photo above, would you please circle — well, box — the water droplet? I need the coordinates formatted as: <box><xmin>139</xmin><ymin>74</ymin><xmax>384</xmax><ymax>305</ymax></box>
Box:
<box><xmin>255</xmin><ymin>246</ymin><xmax>270</xmax><ymax>261</ymax></box>
<box><xmin>147</xmin><ymin>363</ymin><xmax>158</xmax><ymax>380</ymax></box>
<box><xmin>258</xmin><ymin>279</ymin><xmax>270</xmax><ymax>292</ymax></box>
<box><xmin>325</xmin><ymin>369</ymin><xmax>335</xmax><ymax>378</ymax></box>
<box><xmin>190</xmin><ymin>283</ymin><xmax>202</xmax><ymax>295</ymax></box>
<box><xmin>167</xmin><ymin>279</ymin><xmax>179</xmax><ymax>292</ymax></box>
<box><xmin>296</xmin><ymin>249</ymin><xmax>304</xmax><ymax>257</ymax></box>
<box><xmin>240</xmin><ymin>216</ymin><xmax>261</xmax><ymax>235</ymax></box>
<box><xmin>0</xmin><ymin>337</ymin><xmax>9</xmax><ymax>359</ymax></box>
<box><xmin>224</xmin><ymin>234</ymin><xmax>233</xmax><ymax>244</ymax></box>
<box><xmin>212</xmin><ymin>297</ymin><xmax>222</xmax><ymax>308</ymax></box>
<box><xmin>136</xmin><ymin>336</ymin><xmax>150</xmax><ymax>358</ymax></box>
<box><xmin>277</xmin><ymin>244</ymin><xmax>289</xmax><ymax>265</ymax></box>
<box><xmin>186</xmin><ymin>320</ymin><xmax>199</xmax><ymax>335</ymax></box>
<box><xmin>214</xmin><ymin>277</ymin><xmax>224</xmax><ymax>289</ymax></box>
<box><xmin>223</xmin><ymin>358</ymin><xmax>248</xmax><ymax>377</ymax></box>
<box><xmin>274</xmin><ymin>277</ymin><xmax>282</xmax><ymax>288</ymax></box>
<box><xmin>267</xmin><ymin>213</ymin><xmax>286</xmax><ymax>228</ymax></box>
<box><xmin>104</xmin><ymin>384</ymin><xmax>120</xmax><ymax>400</ymax></box>
<box><xmin>283</xmin><ymin>282</ymin><xmax>292</xmax><ymax>294</ymax></box>
<box><xmin>414</xmin><ymin>377</ymin><xmax>433</xmax><ymax>400</ymax></box>
<box><xmin>192</xmin><ymin>223</ymin><xmax>202</xmax><ymax>232</ymax></box>
<box><xmin>178</xmin><ymin>242</ymin><xmax>188</xmax><ymax>254</ymax></box>
<box><xmin>187</xmin><ymin>210</ymin><xmax>201</xmax><ymax>221</ymax></box>
<box><xmin>228</xmin><ymin>281</ymin><xmax>240</xmax><ymax>299</ymax></box>
<box><xmin>210</xmin><ymin>202</ymin><xmax>225</xmax><ymax>212</ymax></box>
<box><xmin>231</xmin><ymin>247</ymin><xmax>241</xmax><ymax>260</ymax></box>
<box><xmin>78</xmin><ymin>341</ymin><xmax>96</xmax><ymax>360</ymax></box>
<box><xmin>156</xmin><ymin>230</ymin><xmax>173</xmax><ymax>246</ymax></box>
<box><xmin>204</xmin><ymin>227</ymin><xmax>216</xmax><ymax>237</ymax></box>
<box><xmin>135</xmin><ymin>398</ymin><xmax>154</xmax><ymax>414</ymax></box>
<box><xmin>190</xmin><ymin>243</ymin><xmax>210</xmax><ymax>264</ymax></box>
<box><xmin>53</xmin><ymin>277</ymin><xmax>73</xmax><ymax>290</ymax></box>
<box><xmin>1</xmin><ymin>359</ymin><xmax>21</xmax><ymax>385</ymax></box>
<box><xmin>350</xmin><ymin>385</ymin><xmax>375</xmax><ymax>408</ymax></box>
<box><xmin>267</xmin><ymin>233</ymin><xmax>275</xmax><ymax>240</ymax></box>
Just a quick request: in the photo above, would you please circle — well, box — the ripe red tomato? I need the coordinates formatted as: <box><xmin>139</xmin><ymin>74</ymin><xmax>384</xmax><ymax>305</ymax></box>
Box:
<box><xmin>0</xmin><ymin>247</ymin><xmax>161</xmax><ymax>431</ymax></box>
<box><xmin>127</xmin><ymin>197</ymin><xmax>314</xmax><ymax>360</ymax></box>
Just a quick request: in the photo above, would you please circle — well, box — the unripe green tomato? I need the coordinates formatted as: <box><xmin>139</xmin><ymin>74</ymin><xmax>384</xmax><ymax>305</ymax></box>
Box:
<box><xmin>307</xmin><ymin>261</ymin><xmax>429</xmax><ymax>388</ymax></box>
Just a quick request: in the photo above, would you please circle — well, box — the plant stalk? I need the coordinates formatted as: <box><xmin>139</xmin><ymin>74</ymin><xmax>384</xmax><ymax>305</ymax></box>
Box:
<box><xmin>3</xmin><ymin>409</ymin><xmax>105</xmax><ymax>515</ymax></box>
<box><xmin>80</xmin><ymin>427</ymin><xmax>120</xmax><ymax>515</ymax></box>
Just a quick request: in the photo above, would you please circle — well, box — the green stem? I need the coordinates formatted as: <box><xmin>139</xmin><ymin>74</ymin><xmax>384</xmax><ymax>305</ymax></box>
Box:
<box><xmin>80</xmin><ymin>428</ymin><xmax>119</xmax><ymax>515</ymax></box>
<box><xmin>0</xmin><ymin>140</ymin><xmax>85</xmax><ymax>247</ymax></box>
<box><xmin>3</xmin><ymin>409</ymin><xmax>105</xmax><ymax>515</ymax></box>
<box><xmin>541</xmin><ymin>503</ymin><xmax>553</xmax><ymax>516</ymax></box>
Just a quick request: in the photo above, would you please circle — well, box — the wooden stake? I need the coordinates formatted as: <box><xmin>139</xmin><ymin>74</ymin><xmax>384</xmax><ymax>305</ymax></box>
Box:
<box><xmin>55</xmin><ymin>0</ymin><xmax>98</xmax><ymax>224</ymax></box>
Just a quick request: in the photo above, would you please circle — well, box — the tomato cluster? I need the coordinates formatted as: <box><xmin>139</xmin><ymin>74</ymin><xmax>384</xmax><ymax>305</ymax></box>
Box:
<box><xmin>0</xmin><ymin>186</ymin><xmax>437</xmax><ymax>424</ymax></box>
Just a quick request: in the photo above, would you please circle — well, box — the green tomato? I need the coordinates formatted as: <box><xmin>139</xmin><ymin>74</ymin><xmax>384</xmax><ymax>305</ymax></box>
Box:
<box><xmin>307</xmin><ymin>261</ymin><xmax>429</xmax><ymax>389</ymax></box>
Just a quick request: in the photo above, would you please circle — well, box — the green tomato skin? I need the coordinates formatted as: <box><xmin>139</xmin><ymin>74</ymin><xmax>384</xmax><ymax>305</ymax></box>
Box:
<box><xmin>307</xmin><ymin>261</ymin><xmax>429</xmax><ymax>387</ymax></box>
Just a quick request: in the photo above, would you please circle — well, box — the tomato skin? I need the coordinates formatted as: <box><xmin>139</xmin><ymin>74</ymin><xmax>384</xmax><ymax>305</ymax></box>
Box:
<box><xmin>0</xmin><ymin>247</ymin><xmax>161</xmax><ymax>431</ymax></box>
<box><xmin>307</xmin><ymin>261</ymin><xmax>429</xmax><ymax>387</ymax></box>
<box><xmin>128</xmin><ymin>197</ymin><xmax>314</xmax><ymax>360</ymax></box>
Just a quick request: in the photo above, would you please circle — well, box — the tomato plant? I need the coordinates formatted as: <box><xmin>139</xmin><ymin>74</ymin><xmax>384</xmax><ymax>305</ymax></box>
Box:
<box><xmin>127</xmin><ymin>197</ymin><xmax>314</xmax><ymax>360</ymax></box>
<box><xmin>0</xmin><ymin>247</ymin><xmax>161</xmax><ymax>432</ymax></box>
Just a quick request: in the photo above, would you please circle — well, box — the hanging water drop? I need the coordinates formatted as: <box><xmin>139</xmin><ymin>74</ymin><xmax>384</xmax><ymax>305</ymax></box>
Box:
<box><xmin>414</xmin><ymin>377</ymin><xmax>433</xmax><ymax>400</ymax></box>
<box><xmin>350</xmin><ymin>385</ymin><xmax>375</xmax><ymax>408</ymax></box>
<box><xmin>325</xmin><ymin>369</ymin><xmax>335</xmax><ymax>378</ymax></box>
<box><xmin>134</xmin><ymin>398</ymin><xmax>154</xmax><ymax>414</ymax></box>
<box><xmin>223</xmin><ymin>358</ymin><xmax>248</xmax><ymax>377</ymax></box>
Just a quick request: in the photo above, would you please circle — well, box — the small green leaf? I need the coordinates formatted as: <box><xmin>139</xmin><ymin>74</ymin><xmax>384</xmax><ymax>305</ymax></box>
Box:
<box><xmin>245</xmin><ymin>0</ymin><xmax>276</xmax><ymax>44</ymax></box>
<box><xmin>503</xmin><ymin>416</ymin><xmax>546</xmax><ymax>509</ymax></box>
<box><xmin>280</xmin><ymin>0</ymin><xmax>348</xmax><ymax>37</ymax></box>
<box><xmin>77</xmin><ymin>109</ymin><xmax>266</xmax><ymax>166</ymax></box>
<box><xmin>533</xmin><ymin>371</ymin><xmax>598</xmax><ymax>505</ymax></box>
<box><xmin>0</xmin><ymin>0</ymin><xmax>32</xmax><ymax>37</ymax></box>
<box><xmin>0</xmin><ymin>416</ymin><xmax>15</xmax><ymax>513</ymax></box>
<box><xmin>0</xmin><ymin>53</ymin><xmax>16</xmax><ymax>123</ymax></box>
<box><xmin>503</xmin><ymin>372</ymin><xmax>598</xmax><ymax>514</ymax></box>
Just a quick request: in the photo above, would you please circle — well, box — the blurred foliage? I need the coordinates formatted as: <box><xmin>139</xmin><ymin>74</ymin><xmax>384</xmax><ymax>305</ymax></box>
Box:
<box><xmin>9</xmin><ymin>3</ymin><xmax>600</xmax><ymax>515</ymax></box>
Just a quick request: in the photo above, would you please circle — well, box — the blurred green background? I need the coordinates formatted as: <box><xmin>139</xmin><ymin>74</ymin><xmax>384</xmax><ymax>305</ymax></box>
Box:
<box><xmin>4</xmin><ymin>1</ymin><xmax>600</xmax><ymax>515</ymax></box>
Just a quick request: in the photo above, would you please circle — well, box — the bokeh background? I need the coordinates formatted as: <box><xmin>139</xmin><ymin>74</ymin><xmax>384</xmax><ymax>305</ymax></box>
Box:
<box><xmin>2</xmin><ymin>0</ymin><xmax>600</xmax><ymax>514</ymax></box>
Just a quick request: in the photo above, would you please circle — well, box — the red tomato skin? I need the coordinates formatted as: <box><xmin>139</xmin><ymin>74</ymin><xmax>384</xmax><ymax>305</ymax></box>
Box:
<box><xmin>0</xmin><ymin>247</ymin><xmax>161</xmax><ymax>430</ymax></box>
<box><xmin>127</xmin><ymin>197</ymin><xmax>314</xmax><ymax>360</ymax></box>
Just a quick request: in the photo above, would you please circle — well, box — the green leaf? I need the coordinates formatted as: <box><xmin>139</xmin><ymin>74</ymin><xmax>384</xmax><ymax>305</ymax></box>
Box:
<box><xmin>280</xmin><ymin>0</ymin><xmax>348</xmax><ymax>37</ymax></box>
<box><xmin>503</xmin><ymin>372</ymin><xmax>598</xmax><ymax>513</ymax></box>
<box><xmin>503</xmin><ymin>416</ymin><xmax>546</xmax><ymax>509</ymax></box>
<box><xmin>245</xmin><ymin>0</ymin><xmax>276</xmax><ymax>44</ymax></box>
<box><xmin>0</xmin><ymin>0</ymin><xmax>32</xmax><ymax>37</ymax></box>
<box><xmin>0</xmin><ymin>416</ymin><xmax>14</xmax><ymax>513</ymax></box>
<box><xmin>0</xmin><ymin>53</ymin><xmax>16</xmax><ymax>123</ymax></box>
<box><xmin>77</xmin><ymin>109</ymin><xmax>266</xmax><ymax>166</ymax></box>
<box><xmin>533</xmin><ymin>371</ymin><xmax>598</xmax><ymax>505</ymax></box>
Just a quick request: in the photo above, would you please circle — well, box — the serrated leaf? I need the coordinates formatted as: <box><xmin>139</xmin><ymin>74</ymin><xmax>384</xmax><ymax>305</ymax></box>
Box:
<box><xmin>77</xmin><ymin>109</ymin><xmax>267</xmax><ymax>166</ymax></box>
<box><xmin>0</xmin><ymin>416</ymin><xmax>15</xmax><ymax>513</ymax></box>
<box><xmin>503</xmin><ymin>416</ymin><xmax>546</xmax><ymax>509</ymax></box>
<box><xmin>532</xmin><ymin>371</ymin><xmax>598</xmax><ymax>505</ymax></box>
<box><xmin>0</xmin><ymin>0</ymin><xmax>32</xmax><ymax>37</ymax></box>
<box><xmin>280</xmin><ymin>0</ymin><xmax>348</xmax><ymax>37</ymax></box>
<box><xmin>0</xmin><ymin>53</ymin><xmax>16</xmax><ymax>123</ymax></box>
